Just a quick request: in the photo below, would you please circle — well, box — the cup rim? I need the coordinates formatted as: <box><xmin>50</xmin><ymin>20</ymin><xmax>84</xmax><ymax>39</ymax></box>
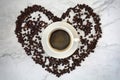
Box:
<box><xmin>48</xmin><ymin>28</ymin><xmax>73</xmax><ymax>52</ymax></box>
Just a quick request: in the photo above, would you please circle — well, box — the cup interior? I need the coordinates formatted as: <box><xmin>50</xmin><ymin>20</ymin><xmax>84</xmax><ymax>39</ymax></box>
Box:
<box><xmin>48</xmin><ymin>28</ymin><xmax>72</xmax><ymax>52</ymax></box>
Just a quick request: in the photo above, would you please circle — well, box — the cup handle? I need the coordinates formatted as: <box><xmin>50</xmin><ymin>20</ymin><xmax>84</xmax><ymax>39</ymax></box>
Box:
<box><xmin>74</xmin><ymin>38</ymin><xmax>80</xmax><ymax>42</ymax></box>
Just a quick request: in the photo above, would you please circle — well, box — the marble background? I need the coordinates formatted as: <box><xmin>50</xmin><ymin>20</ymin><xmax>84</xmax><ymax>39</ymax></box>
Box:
<box><xmin>0</xmin><ymin>0</ymin><xmax>120</xmax><ymax>80</ymax></box>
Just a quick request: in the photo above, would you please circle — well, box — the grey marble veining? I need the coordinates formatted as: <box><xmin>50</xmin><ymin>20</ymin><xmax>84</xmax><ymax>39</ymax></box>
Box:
<box><xmin>0</xmin><ymin>0</ymin><xmax>120</xmax><ymax>80</ymax></box>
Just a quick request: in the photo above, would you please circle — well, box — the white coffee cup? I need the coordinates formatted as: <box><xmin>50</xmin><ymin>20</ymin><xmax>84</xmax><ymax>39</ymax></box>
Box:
<box><xmin>41</xmin><ymin>21</ymin><xmax>79</xmax><ymax>58</ymax></box>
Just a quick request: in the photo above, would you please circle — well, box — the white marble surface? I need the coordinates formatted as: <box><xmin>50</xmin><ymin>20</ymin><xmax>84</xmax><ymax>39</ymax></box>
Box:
<box><xmin>0</xmin><ymin>0</ymin><xmax>120</xmax><ymax>80</ymax></box>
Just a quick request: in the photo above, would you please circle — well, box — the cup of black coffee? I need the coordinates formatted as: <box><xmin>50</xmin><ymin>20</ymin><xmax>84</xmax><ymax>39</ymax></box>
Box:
<box><xmin>42</xmin><ymin>22</ymin><xmax>79</xmax><ymax>58</ymax></box>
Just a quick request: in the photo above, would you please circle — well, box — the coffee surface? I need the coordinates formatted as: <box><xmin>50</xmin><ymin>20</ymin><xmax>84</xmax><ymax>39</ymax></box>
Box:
<box><xmin>49</xmin><ymin>30</ymin><xmax>70</xmax><ymax>50</ymax></box>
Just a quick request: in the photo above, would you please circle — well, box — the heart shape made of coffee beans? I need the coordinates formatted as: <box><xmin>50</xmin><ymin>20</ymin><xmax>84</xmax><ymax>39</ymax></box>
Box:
<box><xmin>15</xmin><ymin>4</ymin><xmax>102</xmax><ymax>77</ymax></box>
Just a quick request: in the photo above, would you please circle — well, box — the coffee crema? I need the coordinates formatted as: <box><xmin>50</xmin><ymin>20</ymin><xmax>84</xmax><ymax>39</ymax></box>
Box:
<box><xmin>49</xmin><ymin>30</ymin><xmax>71</xmax><ymax>50</ymax></box>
